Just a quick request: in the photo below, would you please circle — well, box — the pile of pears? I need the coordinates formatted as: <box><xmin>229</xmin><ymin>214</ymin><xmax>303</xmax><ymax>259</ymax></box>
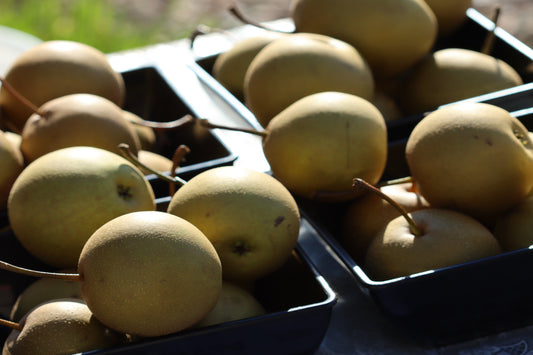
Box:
<box><xmin>199</xmin><ymin>0</ymin><xmax>532</xmax><ymax>281</ymax></box>
<box><xmin>211</xmin><ymin>0</ymin><xmax>524</xmax><ymax>124</ymax></box>
<box><xmin>0</xmin><ymin>39</ymin><xmax>304</xmax><ymax>354</ymax></box>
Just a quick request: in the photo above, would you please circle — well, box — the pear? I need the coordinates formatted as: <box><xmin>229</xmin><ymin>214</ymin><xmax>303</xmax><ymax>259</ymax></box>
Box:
<box><xmin>365</xmin><ymin>208</ymin><xmax>502</xmax><ymax>280</ymax></box>
<box><xmin>77</xmin><ymin>211</ymin><xmax>222</xmax><ymax>337</ymax></box>
<box><xmin>123</xmin><ymin>110</ymin><xmax>156</xmax><ymax>151</ymax></box>
<box><xmin>492</xmin><ymin>193</ymin><xmax>533</xmax><ymax>252</ymax></box>
<box><xmin>342</xmin><ymin>181</ymin><xmax>430</xmax><ymax>261</ymax></box>
<box><xmin>423</xmin><ymin>0</ymin><xmax>472</xmax><ymax>37</ymax></box>
<box><xmin>262</xmin><ymin>91</ymin><xmax>387</xmax><ymax>201</ymax></box>
<box><xmin>20</xmin><ymin>93</ymin><xmax>141</xmax><ymax>163</ymax></box>
<box><xmin>8</xmin><ymin>146</ymin><xmax>156</xmax><ymax>268</ymax></box>
<box><xmin>405</xmin><ymin>102</ymin><xmax>533</xmax><ymax>221</ymax></box>
<box><xmin>399</xmin><ymin>48</ymin><xmax>523</xmax><ymax>114</ymax></box>
<box><xmin>212</xmin><ymin>31</ymin><xmax>287</xmax><ymax>101</ymax></box>
<box><xmin>10</xmin><ymin>274</ymin><xmax>83</xmax><ymax>322</ymax></box>
<box><xmin>2</xmin><ymin>131</ymin><xmax>22</xmax><ymax>152</ymax></box>
<box><xmin>290</xmin><ymin>0</ymin><xmax>438</xmax><ymax>78</ymax></box>
<box><xmin>137</xmin><ymin>150</ymin><xmax>173</xmax><ymax>175</ymax></box>
<box><xmin>0</xmin><ymin>131</ymin><xmax>24</xmax><ymax>210</ymax></box>
<box><xmin>244</xmin><ymin>32</ymin><xmax>374</xmax><ymax>127</ymax></box>
<box><xmin>0</xmin><ymin>40</ymin><xmax>125</xmax><ymax>132</ymax></box>
<box><xmin>167</xmin><ymin>166</ymin><xmax>300</xmax><ymax>282</ymax></box>
<box><xmin>194</xmin><ymin>281</ymin><xmax>266</xmax><ymax>328</ymax></box>
<box><xmin>2</xmin><ymin>299</ymin><xmax>125</xmax><ymax>355</ymax></box>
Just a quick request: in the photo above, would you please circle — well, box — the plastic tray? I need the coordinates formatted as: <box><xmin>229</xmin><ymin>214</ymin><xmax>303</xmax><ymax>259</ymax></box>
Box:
<box><xmin>188</xmin><ymin>8</ymin><xmax>533</xmax><ymax>345</ymax></box>
<box><xmin>0</xmin><ymin>200</ymin><xmax>336</xmax><ymax>355</ymax></box>
<box><xmin>120</xmin><ymin>66</ymin><xmax>238</xmax><ymax>197</ymax></box>
<box><xmin>294</xmin><ymin>84</ymin><xmax>533</xmax><ymax>345</ymax></box>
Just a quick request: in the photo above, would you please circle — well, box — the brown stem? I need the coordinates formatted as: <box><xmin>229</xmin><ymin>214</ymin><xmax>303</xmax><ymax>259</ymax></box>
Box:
<box><xmin>228</xmin><ymin>2</ymin><xmax>293</xmax><ymax>34</ymax></box>
<box><xmin>126</xmin><ymin>113</ymin><xmax>195</xmax><ymax>130</ymax></box>
<box><xmin>0</xmin><ymin>318</ymin><xmax>23</xmax><ymax>331</ymax></box>
<box><xmin>169</xmin><ymin>145</ymin><xmax>191</xmax><ymax>196</ymax></box>
<box><xmin>0</xmin><ymin>76</ymin><xmax>48</xmax><ymax>119</ymax></box>
<box><xmin>189</xmin><ymin>24</ymin><xmax>236</xmax><ymax>49</ymax></box>
<box><xmin>353</xmin><ymin>178</ymin><xmax>423</xmax><ymax>237</ymax></box>
<box><xmin>197</xmin><ymin>118</ymin><xmax>268</xmax><ymax>137</ymax></box>
<box><xmin>481</xmin><ymin>5</ymin><xmax>501</xmax><ymax>55</ymax></box>
<box><xmin>118</xmin><ymin>143</ymin><xmax>187</xmax><ymax>186</ymax></box>
<box><xmin>0</xmin><ymin>260</ymin><xmax>81</xmax><ymax>281</ymax></box>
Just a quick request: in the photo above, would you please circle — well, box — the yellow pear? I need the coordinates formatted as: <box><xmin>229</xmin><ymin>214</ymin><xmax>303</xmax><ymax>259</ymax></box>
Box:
<box><xmin>290</xmin><ymin>0</ymin><xmax>438</xmax><ymax>78</ymax></box>
<box><xmin>194</xmin><ymin>281</ymin><xmax>266</xmax><ymax>328</ymax></box>
<box><xmin>213</xmin><ymin>31</ymin><xmax>287</xmax><ymax>101</ymax></box>
<box><xmin>405</xmin><ymin>102</ymin><xmax>533</xmax><ymax>220</ymax></box>
<box><xmin>20</xmin><ymin>93</ymin><xmax>141</xmax><ymax>163</ymax></box>
<box><xmin>0</xmin><ymin>131</ymin><xmax>24</xmax><ymax>210</ymax></box>
<box><xmin>167</xmin><ymin>166</ymin><xmax>300</xmax><ymax>282</ymax></box>
<box><xmin>137</xmin><ymin>150</ymin><xmax>173</xmax><ymax>175</ymax></box>
<box><xmin>0</xmin><ymin>40</ymin><xmax>125</xmax><ymax>132</ymax></box>
<box><xmin>492</xmin><ymin>193</ymin><xmax>533</xmax><ymax>252</ymax></box>
<box><xmin>78</xmin><ymin>211</ymin><xmax>222</xmax><ymax>337</ymax></box>
<box><xmin>123</xmin><ymin>110</ymin><xmax>156</xmax><ymax>151</ymax></box>
<box><xmin>342</xmin><ymin>181</ymin><xmax>430</xmax><ymax>261</ymax></box>
<box><xmin>10</xmin><ymin>273</ymin><xmax>83</xmax><ymax>322</ymax></box>
<box><xmin>399</xmin><ymin>48</ymin><xmax>523</xmax><ymax>114</ymax></box>
<box><xmin>423</xmin><ymin>0</ymin><xmax>472</xmax><ymax>36</ymax></box>
<box><xmin>8</xmin><ymin>146</ymin><xmax>156</xmax><ymax>268</ymax></box>
<box><xmin>262</xmin><ymin>91</ymin><xmax>387</xmax><ymax>201</ymax></box>
<box><xmin>244</xmin><ymin>32</ymin><xmax>374</xmax><ymax>127</ymax></box>
<box><xmin>365</xmin><ymin>208</ymin><xmax>501</xmax><ymax>280</ymax></box>
<box><xmin>3</xmin><ymin>299</ymin><xmax>125</xmax><ymax>355</ymax></box>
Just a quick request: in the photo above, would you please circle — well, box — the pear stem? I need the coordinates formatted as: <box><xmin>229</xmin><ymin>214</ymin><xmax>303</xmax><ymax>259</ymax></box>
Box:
<box><xmin>481</xmin><ymin>5</ymin><xmax>501</xmax><ymax>55</ymax></box>
<box><xmin>197</xmin><ymin>118</ymin><xmax>268</xmax><ymax>137</ymax></box>
<box><xmin>376</xmin><ymin>176</ymin><xmax>414</xmax><ymax>188</ymax></box>
<box><xmin>118</xmin><ymin>143</ymin><xmax>187</xmax><ymax>186</ymax></box>
<box><xmin>126</xmin><ymin>113</ymin><xmax>195</xmax><ymax>130</ymax></box>
<box><xmin>228</xmin><ymin>2</ymin><xmax>293</xmax><ymax>34</ymax></box>
<box><xmin>169</xmin><ymin>145</ymin><xmax>191</xmax><ymax>196</ymax></box>
<box><xmin>353</xmin><ymin>178</ymin><xmax>423</xmax><ymax>237</ymax></box>
<box><xmin>0</xmin><ymin>76</ymin><xmax>47</xmax><ymax>119</ymax></box>
<box><xmin>0</xmin><ymin>318</ymin><xmax>23</xmax><ymax>331</ymax></box>
<box><xmin>0</xmin><ymin>260</ymin><xmax>82</xmax><ymax>282</ymax></box>
<box><xmin>189</xmin><ymin>24</ymin><xmax>236</xmax><ymax>49</ymax></box>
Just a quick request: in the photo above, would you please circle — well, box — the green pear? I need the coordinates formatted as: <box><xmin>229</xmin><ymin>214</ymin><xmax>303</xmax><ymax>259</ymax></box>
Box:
<box><xmin>0</xmin><ymin>40</ymin><xmax>125</xmax><ymax>132</ymax></box>
<box><xmin>290</xmin><ymin>0</ymin><xmax>437</xmax><ymax>78</ymax></box>
<box><xmin>365</xmin><ymin>208</ymin><xmax>502</xmax><ymax>280</ymax></box>
<box><xmin>244</xmin><ymin>32</ymin><xmax>374</xmax><ymax>127</ymax></box>
<box><xmin>405</xmin><ymin>102</ymin><xmax>533</xmax><ymax>221</ymax></box>
<box><xmin>423</xmin><ymin>0</ymin><xmax>472</xmax><ymax>37</ymax></box>
<box><xmin>167</xmin><ymin>166</ymin><xmax>300</xmax><ymax>283</ymax></box>
<box><xmin>0</xmin><ymin>131</ymin><xmax>24</xmax><ymax>209</ymax></box>
<box><xmin>194</xmin><ymin>281</ymin><xmax>266</xmax><ymax>328</ymax></box>
<box><xmin>10</xmin><ymin>273</ymin><xmax>83</xmax><ymax>322</ymax></box>
<box><xmin>8</xmin><ymin>146</ymin><xmax>156</xmax><ymax>268</ymax></box>
<box><xmin>20</xmin><ymin>93</ymin><xmax>141</xmax><ymax>163</ymax></box>
<box><xmin>78</xmin><ymin>211</ymin><xmax>222</xmax><ymax>337</ymax></box>
<box><xmin>399</xmin><ymin>48</ymin><xmax>523</xmax><ymax>114</ymax></box>
<box><xmin>2</xmin><ymin>299</ymin><xmax>125</xmax><ymax>355</ymax></box>
<box><xmin>262</xmin><ymin>91</ymin><xmax>387</xmax><ymax>201</ymax></box>
<box><xmin>213</xmin><ymin>31</ymin><xmax>287</xmax><ymax>101</ymax></box>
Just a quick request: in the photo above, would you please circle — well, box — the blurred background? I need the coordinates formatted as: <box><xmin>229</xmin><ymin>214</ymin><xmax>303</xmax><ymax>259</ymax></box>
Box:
<box><xmin>0</xmin><ymin>0</ymin><xmax>531</xmax><ymax>54</ymax></box>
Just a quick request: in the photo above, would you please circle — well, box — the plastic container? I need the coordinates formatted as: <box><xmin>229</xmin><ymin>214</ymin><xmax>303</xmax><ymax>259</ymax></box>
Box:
<box><xmin>120</xmin><ymin>66</ymin><xmax>238</xmax><ymax>197</ymax></box>
<box><xmin>0</xmin><ymin>200</ymin><xmax>336</xmax><ymax>355</ymax></box>
<box><xmin>294</xmin><ymin>84</ymin><xmax>533</xmax><ymax>345</ymax></box>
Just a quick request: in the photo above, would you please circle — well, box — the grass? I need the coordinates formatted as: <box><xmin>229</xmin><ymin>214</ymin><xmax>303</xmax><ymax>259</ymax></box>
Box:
<box><xmin>0</xmin><ymin>0</ymin><xmax>189</xmax><ymax>53</ymax></box>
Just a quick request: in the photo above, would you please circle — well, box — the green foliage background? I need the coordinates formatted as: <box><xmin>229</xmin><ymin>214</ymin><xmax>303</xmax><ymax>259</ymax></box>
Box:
<box><xmin>0</xmin><ymin>0</ymin><xmax>188</xmax><ymax>53</ymax></box>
